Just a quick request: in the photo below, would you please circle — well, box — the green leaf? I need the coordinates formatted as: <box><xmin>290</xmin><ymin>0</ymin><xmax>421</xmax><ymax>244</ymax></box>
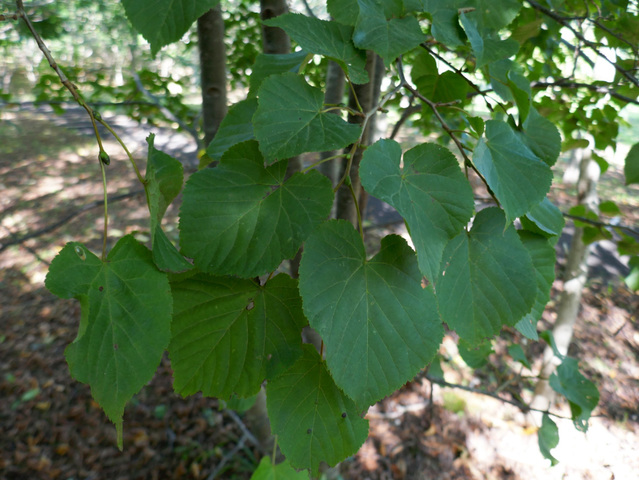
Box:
<box><xmin>521</xmin><ymin>197</ymin><xmax>565</xmax><ymax>239</ymax></box>
<box><xmin>265</xmin><ymin>14</ymin><xmax>368</xmax><ymax>84</ymax></box>
<box><xmin>250</xmin><ymin>457</ymin><xmax>309</xmax><ymax>480</ymax></box>
<box><xmin>624</xmin><ymin>142</ymin><xmax>639</xmax><ymax>185</ymax></box>
<box><xmin>538</xmin><ymin>413</ymin><xmax>559</xmax><ymax>466</ymax></box>
<box><xmin>625</xmin><ymin>256</ymin><xmax>639</xmax><ymax>291</ymax></box>
<box><xmin>508</xmin><ymin>344</ymin><xmax>531</xmax><ymax>369</ymax></box>
<box><xmin>473</xmin><ymin>120</ymin><xmax>553</xmax><ymax>223</ymax></box>
<box><xmin>328</xmin><ymin>0</ymin><xmax>359</xmax><ymax>26</ymax></box>
<box><xmin>539</xmin><ymin>330</ymin><xmax>564</xmax><ymax>360</ymax></box>
<box><xmin>599</xmin><ymin>200</ymin><xmax>621</xmax><ymax>215</ymax></box>
<box><xmin>180</xmin><ymin>141</ymin><xmax>333</xmax><ymax>278</ymax></box>
<box><xmin>248</xmin><ymin>51</ymin><xmax>310</xmax><ymax>98</ymax></box>
<box><xmin>253</xmin><ymin>73</ymin><xmax>361</xmax><ymax>163</ymax></box>
<box><xmin>121</xmin><ymin>0</ymin><xmax>220</xmax><ymax>55</ymax></box>
<box><xmin>266</xmin><ymin>345</ymin><xmax>369</xmax><ymax>476</ymax></box>
<box><xmin>144</xmin><ymin>135</ymin><xmax>192</xmax><ymax>273</ymax></box>
<box><xmin>550</xmin><ymin>357</ymin><xmax>599</xmax><ymax>432</ymax></box>
<box><xmin>460</xmin><ymin>13</ymin><xmax>519</xmax><ymax>67</ymax></box>
<box><xmin>519</xmin><ymin>108</ymin><xmax>562</xmax><ymax>167</ymax></box>
<box><xmin>353</xmin><ymin>0</ymin><xmax>425</xmax><ymax>66</ymax></box>
<box><xmin>360</xmin><ymin>140</ymin><xmax>474</xmax><ymax>281</ymax></box>
<box><xmin>299</xmin><ymin>220</ymin><xmax>444</xmax><ymax>408</ymax></box>
<box><xmin>411</xmin><ymin>52</ymin><xmax>469</xmax><ymax>103</ymax></box>
<box><xmin>169</xmin><ymin>273</ymin><xmax>306</xmax><ymax>399</ymax></box>
<box><xmin>515</xmin><ymin>232</ymin><xmax>556</xmax><ymax>341</ymax></box>
<box><xmin>45</xmin><ymin>236</ymin><xmax>172</xmax><ymax>447</ymax></box>
<box><xmin>458</xmin><ymin>339</ymin><xmax>493</xmax><ymax>368</ymax></box>
<box><xmin>436</xmin><ymin>208</ymin><xmax>536</xmax><ymax>345</ymax></box>
<box><xmin>205</xmin><ymin>98</ymin><xmax>257</xmax><ymax>163</ymax></box>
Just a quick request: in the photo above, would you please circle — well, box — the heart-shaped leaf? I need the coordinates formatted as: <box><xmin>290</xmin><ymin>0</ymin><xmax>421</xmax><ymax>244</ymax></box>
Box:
<box><xmin>299</xmin><ymin>220</ymin><xmax>444</xmax><ymax>408</ymax></box>
<box><xmin>473</xmin><ymin>120</ymin><xmax>553</xmax><ymax>223</ymax></box>
<box><xmin>266</xmin><ymin>345</ymin><xmax>369</xmax><ymax>476</ymax></box>
<box><xmin>169</xmin><ymin>273</ymin><xmax>306</xmax><ymax>399</ymax></box>
<box><xmin>360</xmin><ymin>139</ymin><xmax>474</xmax><ymax>281</ymax></box>
<box><xmin>205</xmin><ymin>98</ymin><xmax>257</xmax><ymax>164</ymax></box>
<box><xmin>253</xmin><ymin>73</ymin><xmax>361</xmax><ymax>163</ymax></box>
<box><xmin>180</xmin><ymin>141</ymin><xmax>334</xmax><ymax>278</ymax></box>
<box><xmin>45</xmin><ymin>236</ymin><xmax>172</xmax><ymax>448</ymax></box>
<box><xmin>436</xmin><ymin>208</ymin><xmax>536</xmax><ymax>345</ymax></box>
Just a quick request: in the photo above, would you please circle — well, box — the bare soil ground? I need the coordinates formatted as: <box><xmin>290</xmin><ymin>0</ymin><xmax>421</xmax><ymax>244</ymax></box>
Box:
<box><xmin>1</xmin><ymin>107</ymin><xmax>638</xmax><ymax>479</ymax></box>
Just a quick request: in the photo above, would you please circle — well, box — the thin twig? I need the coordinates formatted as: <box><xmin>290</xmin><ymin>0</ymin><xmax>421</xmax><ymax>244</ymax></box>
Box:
<box><xmin>426</xmin><ymin>375</ymin><xmax>576</xmax><ymax>421</ymax></box>
<box><xmin>206</xmin><ymin>434</ymin><xmax>248</xmax><ymax>480</ymax></box>
<box><xmin>531</xmin><ymin>80</ymin><xmax>639</xmax><ymax>105</ymax></box>
<box><xmin>526</xmin><ymin>0</ymin><xmax>639</xmax><ymax>88</ymax></box>
<box><xmin>563</xmin><ymin>213</ymin><xmax>639</xmax><ymax>237</ymax></box>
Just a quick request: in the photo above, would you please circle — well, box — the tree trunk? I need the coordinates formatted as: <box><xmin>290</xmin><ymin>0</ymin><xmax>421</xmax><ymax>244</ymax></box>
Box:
<box><xmin>318</xmin><ymin>60</ymin><xmax>346</xmax><ymax>190</ymax></box>
<box><xmin>335</xmin><ymin>52</ymin><xmax>381</xmax><ymax>227</ymax></box>
<box><xmin>531</xmin><ymin>148</ymin><xmax>600</xmax><ymax>416</ymax></box>
<box><xmin>197</xmin><ymin>5</ymin><xmax>228</xmax><ymax>148</ymax></box>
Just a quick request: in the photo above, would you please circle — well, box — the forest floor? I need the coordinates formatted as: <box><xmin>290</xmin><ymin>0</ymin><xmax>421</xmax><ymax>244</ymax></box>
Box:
<box><xmin>1</xmin><ymin>107</ymin><xmax>638</xmax><ymax>480</ymax></box>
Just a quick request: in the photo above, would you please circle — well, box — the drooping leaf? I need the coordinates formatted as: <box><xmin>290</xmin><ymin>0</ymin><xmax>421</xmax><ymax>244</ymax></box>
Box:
<box><xmin>144</xmin><ymin>135</ymin><xmax>192</xmax><ymax>272</ymax></box>
<box><xmin>250</xmin><ymin>457</ymin><xmax>309</xmax><ymax>480</ymax></box>
<box><xmin>515</xmin><ymin>232</ymin><xmax>556</xmax><ymax>340</ymax></box>
<box><xmin>266</xmin><ymin>345</ymin><xmax>369</xmax><ymax>476</ymax></box>
<box><xmin>473</xmin><ymin>120</ymin><xmax>553</xmax><ymax>223</ymax></box>
<box><xmin>265</xmin><ymin>14</ymin><xmax>368</xmax><ymax>84</ymax></box>
<box><xmin>353</xmin><ymin>0</ymin><xmax>425</xmax><ymax>66</ymax></box>
<box><xmin>508</xmin><ymin>343</ymin><xmax>532</xmax><ymax>369</ymax></box>
<box><xmin>205</xmin><ymin>98</ymin><xmax>257</xmax><ymax>164</ymax></box>
<box><xmin>248</xmin><ymin>51</ymin><xmax>310</xmax><ymax>97</ymax></box>
<box><xmin>169</xmin><ymin>273</ymin><xmax>306</xmax><ymax>399</ymax></box>
<box><xmin>180</xmin><ymin>141</ymin><xmax>333</xmax><ymax>278</ymax></box>
<box><xmin>521</xmin><ymin>197</ymin><xmax>565</xmax><ymax>240</ymax></box>
<box><xmin>122</xmin><ymin>0</ymin><xmax>220</xmax><ymax>55</ymax></box>
<box><xmin>436</xmin><ymin>208</ymin><xmax>536</xmax><ymax>345</ymax></box>
<box><xmin>45</xmin><ymin>236</ymin><xmax>172</xmax><ymax>448</ymax></box>
<box><xmin>253</xmin><ymin>73</ymin><xmax>361</xmax><ymax>163</ymax></box>
<box><xmin>624</xmin><ymin>142</ymin><xmax>639</xmax><ymax>185</ymax></box>
<box><xmin>549</xmin><ymin>357</ymin><xmax>600</xmax><ymax>432</ymax></box>
<box><xmin>460</xmin><ymin>13</ymin><xmax>519</xmax><ymax>67</ymax></box>
<box><xmin>538</xmin><ymin>413</ymin><xmax>559</xmax><ymax>466</ymax></box>
<box><xmin>299</xmin><ymin>220</ymin><xmax>444</xmax><ymax>408</ymax></box>
<box><xmin>360</xmin><ymin>139</ymin><xmax>474</xmax><ymax>281</ymax></box>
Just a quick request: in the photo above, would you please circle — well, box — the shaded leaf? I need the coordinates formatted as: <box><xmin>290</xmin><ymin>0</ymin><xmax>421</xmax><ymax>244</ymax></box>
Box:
<box><xmin>460</xmin><ymin>13</ymin><xmax>519</xmax><ymax>67</ymax></box>
<box><xmin>473</xmin><ymin>120</ymin><xmax>553</xmax><ymax>223</ymax></box>
<box><xmin>328</xmin><ymin>0</ymin><xmax>359</xmax><ymax>26</ymax></box>
<box><xmin>145</xmin><ymin>135</ymin><xmax>192</xmax><ymax>272</ymax></box>
<box><xmin>265</xmin><ymin>14</ymin><xmax>368</xmax><ymax>84</ymax></box>
<box><xmin>538</xmin><ymin>413</ymin><xmax>559</xmax><ymax>466</ymax></box>
<box><xmin>266</xmin><ymin>345</ymin><xmax>369</xmax><ymax>476</ymax></box>
<box><xmin>205</xmin><ymin>98</ymin><xmax>257</xmax><ymax>164</ymax></box>
<box><xmin>508</xmin><ymin>344</ymin><xmax>531</xmax><ymax>369</ymax></box>
<box><xmin>624</xmin><ymin>142</ymin><xmax>639</xmax><ymax>185</ymax></box>
<box><xmin>169</xmin><ymin>273</ymin><xmax>306</xmax><ymax>399</ymax></box>
<box><xmin>549</xmin><ymin>357</ymin><xmax>600</xmax><ymax>432</ymax></box>
<box><xmin>253</xmin><ymin>73</ymin><xmax>361</xmax><ymax>163</ymax></box>
<box><xmin>122</xmin><ymin>0</ymin><xmax>220</xmax><ymax>55</ymax></box>
<box><xmin>353</xmin><ymin>0</ymin><xmax>425</xmax><ymax>66</ymax></box>
<box><xmin>520</xmin><ymin>108</ymin><xmax>562</xmax><ymax>167</ymax></box>
<box><xmin>249</xmin><ymin>51</ymin><xmax>310</xmax><ymax>98</ymax></box>
<box><xmin>515</xmin><ymin>232</ymin><xmax>556</xmax><ymax>341</ymax></box>
<box><xmin>458</xmin><ymin>339</ymin><xmax>493</xmax><ymax>368</ymax></box>
<box><xmin>437</xmin><ymin>208</ymin><xmax>536</xmax><ymax>345</ymax></box>
<box><xmin>412</xmin><ymin>52</ymin><xmax>469</xmax><ymax>103</ymax></box>
<box><xmin>521</xmin><ymin>197</ymin><xmax>565</xmax><ymax>239</ymax></box>
<box><xmin>180</xmin><ymin>141</ymin><xmax>333</xmax><ymax>278</ymax></box>
<box><xmin>360</xmin><ymin>139</ymin><xmax>474</xmax><ymax>281</ymax></box>
<box><xmin>625</xmin><ymin>256</ymin><xmax>639</xmax><ymax>291</ymax></box>
<box><xmin>299</xmin><ymin>220</ymin><xmax>444</xmax><ymax>408</ymax></box>
<box><xmin>46</xmin><ymin>236</ymin><xmax>172</xmax><ymax>448</ymax></box>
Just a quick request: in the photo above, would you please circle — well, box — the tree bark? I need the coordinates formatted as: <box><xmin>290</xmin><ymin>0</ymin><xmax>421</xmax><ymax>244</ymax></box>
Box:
<box><xmin>197</xmin><ymin>5</ymin><xmax>228</xmax><ymax>148</ymax></box>
<box><xmin>531</xmin><ymin>148</ymin><xmax>600</xmax><ymax>416</ymax></box>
